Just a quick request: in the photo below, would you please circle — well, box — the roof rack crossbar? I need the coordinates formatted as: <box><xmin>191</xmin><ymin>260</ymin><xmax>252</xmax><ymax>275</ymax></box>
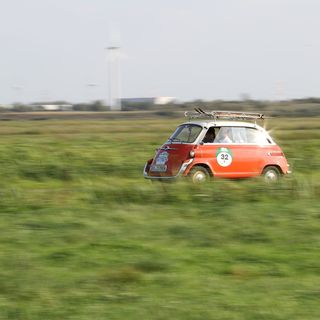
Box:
<box><xmin>184</xmin><ymin>109</ymin><xmax>266</xmax><ymax>121</ymax></box>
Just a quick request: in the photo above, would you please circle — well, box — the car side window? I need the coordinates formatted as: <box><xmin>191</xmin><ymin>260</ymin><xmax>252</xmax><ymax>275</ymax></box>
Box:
<box><xmin>214</xmin><ymin>127</ymin><xmax>245</xmax><ymax>143</ymax></box>
<box><xmin>246</xmin><ymin>128</ymin><xmax>271</xmax><ymax>144</ymax></box>
<box><xmin>232</xmin><ymin>127</ymin><xmax>247</xmax><ymax>143</ymax></box>
<box><xmin>213</xmin><ymin>127</ymin><xmax>271</xmax><ymax>144</ymax></box>
<box><xmin>202</xmin><ymin>127</ymin><xmax>218</xmax><ymax>143</ymax></box>
<box><xmin>214</xmin><ymin>127</ymin><xmax>234</xmax><ymax>143</ymax></box>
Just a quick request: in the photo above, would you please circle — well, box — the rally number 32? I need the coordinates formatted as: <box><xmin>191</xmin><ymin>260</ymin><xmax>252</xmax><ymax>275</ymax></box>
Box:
<box><xmin>217</xmin><ymin>152</ymin><xmax>232</xmax><ymax>167</ymax></box>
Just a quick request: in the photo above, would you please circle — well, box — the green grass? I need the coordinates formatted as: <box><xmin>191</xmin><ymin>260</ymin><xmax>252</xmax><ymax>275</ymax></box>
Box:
<box><xmin>0</xmin><ymin>118</ymin><xmax>319</xmax><ymax>319</ymax></box>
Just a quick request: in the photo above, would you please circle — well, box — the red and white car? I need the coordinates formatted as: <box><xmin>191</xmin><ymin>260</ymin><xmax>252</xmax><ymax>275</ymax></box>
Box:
<box><xmin>143</xmin><ymin>110</ymin><xmax>291</xmax><ymax>182</ymax></box>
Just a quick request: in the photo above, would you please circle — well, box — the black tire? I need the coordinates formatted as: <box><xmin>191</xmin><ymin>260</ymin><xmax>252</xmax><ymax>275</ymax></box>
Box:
<box><xmin>262</xmin><ymin>166</ymin><xmax>281</xmax><ymax>182</ymax></box>
<box><xmin>189</xmin><ymin>166</ymin><xmax>211</xmax><ymax>183</ymax></box>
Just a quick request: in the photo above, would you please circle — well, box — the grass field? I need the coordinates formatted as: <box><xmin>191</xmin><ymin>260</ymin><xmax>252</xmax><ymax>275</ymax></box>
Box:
<box><xmin>0</xmin><ymin>116</ymin><xmax>319</xmax><ymax>319</ymax></box>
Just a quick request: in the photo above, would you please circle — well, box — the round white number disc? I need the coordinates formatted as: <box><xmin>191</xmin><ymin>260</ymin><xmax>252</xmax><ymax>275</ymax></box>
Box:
<box><xmin>217</xmin><ymin>152</ymin><xmax>232</xmax><ymax>167</ymax></box>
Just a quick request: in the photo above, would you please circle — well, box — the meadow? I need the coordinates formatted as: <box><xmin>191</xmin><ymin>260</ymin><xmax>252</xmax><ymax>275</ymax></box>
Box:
<box><xmin>0</xmin><ymin>115</ymin><xmax>319</xmax><ymax>319</ymax></box>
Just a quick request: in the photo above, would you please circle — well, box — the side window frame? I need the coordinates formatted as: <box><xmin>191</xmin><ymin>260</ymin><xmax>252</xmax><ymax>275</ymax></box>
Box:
<box><xmin>245</xmin><ymin>127</ymin><xmax>272</xmax><ymax>145</ymax></box>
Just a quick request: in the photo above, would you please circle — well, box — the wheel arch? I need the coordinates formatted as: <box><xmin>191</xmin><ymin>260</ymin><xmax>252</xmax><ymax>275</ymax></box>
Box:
<box><xmin>262</xmin><ymin>164</ymin><xmax>283</xmax><ymax>175</ymax></box>
<box><xmin>189</xmin><ymin>163</ymin><xmax>214</xmax><ymax>177</ymax></box>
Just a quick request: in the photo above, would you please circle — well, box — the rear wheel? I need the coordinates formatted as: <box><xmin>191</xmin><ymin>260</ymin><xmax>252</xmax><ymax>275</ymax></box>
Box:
<box><xmin>262</xmin><ymin>166</ymin><xmax>281</xmax><ymax>182</ymax></box>
<box><xmin>189</xmin><ymin>166</ymin><xmax>210</xmax><ymax>183</ymax></box>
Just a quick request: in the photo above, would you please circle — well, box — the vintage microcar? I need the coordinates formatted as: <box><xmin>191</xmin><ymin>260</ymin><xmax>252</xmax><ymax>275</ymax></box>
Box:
<box><xmin>143</xmin><ymin>110</ymin><xmax>291</xmax><ymax>182</ymax></box>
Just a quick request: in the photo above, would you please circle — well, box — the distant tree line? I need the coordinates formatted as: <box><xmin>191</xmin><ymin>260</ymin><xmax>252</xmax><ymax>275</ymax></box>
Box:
<box><xmin>0</xmin><ymin>98</ymin><xmax>320</xmax><ymax>117</ymax></box>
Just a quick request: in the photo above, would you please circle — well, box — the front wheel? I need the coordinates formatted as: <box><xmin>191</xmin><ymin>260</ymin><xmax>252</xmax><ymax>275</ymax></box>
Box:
<box><xmin>262</xmin><ymin>166</ymin><xmax>281</xmax><ymax>182</ymax></box>
<box><xmin>188</xmin><ymin>166</ymin><xmax>210</xmax><ymax>183</ymax></box>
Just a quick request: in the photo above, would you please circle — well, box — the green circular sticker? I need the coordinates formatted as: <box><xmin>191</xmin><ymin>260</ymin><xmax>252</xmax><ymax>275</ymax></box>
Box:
<box><xmin>216</xmin><ymin>147</ymin><xmax>233</xmax><ymax>167</ymax></box>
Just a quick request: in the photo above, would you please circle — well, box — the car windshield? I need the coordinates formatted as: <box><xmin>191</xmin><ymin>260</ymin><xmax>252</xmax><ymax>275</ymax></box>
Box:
<box><xmin>168</xmin><ymin>124</ymin><xmax>202</xmax><ymax>143</ymax></box>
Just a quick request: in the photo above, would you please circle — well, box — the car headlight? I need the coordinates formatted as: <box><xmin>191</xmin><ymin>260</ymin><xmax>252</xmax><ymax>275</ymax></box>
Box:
<box><xmin>189</xmin><ymin>150</ymin><xmax>195</xmax><ymax>158</ymax></box>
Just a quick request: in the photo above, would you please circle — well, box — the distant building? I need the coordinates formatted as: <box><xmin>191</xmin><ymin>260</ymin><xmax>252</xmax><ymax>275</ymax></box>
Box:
<box><xmin>34</xmin><ymin>104</ymin><xmax>73</xmax><ymax>111</ymax></box>
<box><xmin>121</xmin><ymin>97</ymin><xmax>176</xmax><ymax>106</ymax></box>
<box><xmin>154</xmin><ymin>97</ymin><xmax>176</xmax><ymax>105</ymax></box>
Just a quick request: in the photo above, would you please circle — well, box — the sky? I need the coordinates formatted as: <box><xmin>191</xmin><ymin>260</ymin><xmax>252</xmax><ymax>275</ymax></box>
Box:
<box><xmin>1</xmin><ymin>0</ymin><xmax>320</xmax><ymax>104</ymax></box>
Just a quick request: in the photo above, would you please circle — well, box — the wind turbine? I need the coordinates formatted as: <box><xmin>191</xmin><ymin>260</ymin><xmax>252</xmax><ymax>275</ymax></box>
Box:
<box><xmin>106</xmin><ymin>46</ymin><xmax>122</xmax><ymax>111</ymax></box>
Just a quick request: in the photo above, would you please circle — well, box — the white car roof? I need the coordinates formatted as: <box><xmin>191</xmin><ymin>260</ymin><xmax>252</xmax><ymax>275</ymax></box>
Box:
<box><xmin>182</xmin><ymin>120</ymin><xmax>265</xmax><ymax>130</ymax></box>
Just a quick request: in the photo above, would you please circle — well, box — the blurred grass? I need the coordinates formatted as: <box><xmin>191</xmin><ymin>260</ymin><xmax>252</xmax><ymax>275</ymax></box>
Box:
<box><xmin>0</xmin><ymin>118</ymin><xmax>319</xmax><ymax>319</ymax></box>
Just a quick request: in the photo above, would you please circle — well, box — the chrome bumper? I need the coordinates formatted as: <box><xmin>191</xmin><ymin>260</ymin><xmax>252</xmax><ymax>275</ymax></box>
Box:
<box><xmin>143</xmin><ymin>159</ymin><xmax>194</xmax><ymax>180</ymax></box>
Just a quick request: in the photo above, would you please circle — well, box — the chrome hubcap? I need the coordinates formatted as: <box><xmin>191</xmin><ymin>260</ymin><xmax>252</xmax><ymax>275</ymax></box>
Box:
<box><xmin>264</xmin><ymin>170</ymin><xmax>278</xmax><ymax>182</ymax></box>
<box><xmin>193</xmin><ymin>171</ymin><xmax>207</xmax><ymax>183</ymax></box>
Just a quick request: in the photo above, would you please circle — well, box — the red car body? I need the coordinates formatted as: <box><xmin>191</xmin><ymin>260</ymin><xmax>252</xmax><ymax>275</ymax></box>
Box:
<box><xmin>144</xmin><ymin>112</ymin><xmax>290</xmax><ymax>182</ymax></box>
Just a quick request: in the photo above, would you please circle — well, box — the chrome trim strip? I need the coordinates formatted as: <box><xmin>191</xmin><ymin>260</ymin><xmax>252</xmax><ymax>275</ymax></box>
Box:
<box><xmin>144</xmin><ymin>159</ymin><xmax>194</xmax><ymax>180</ymax></box>
<box><xmin>160</xmin><ymin>146</ymin><xmax>177</xmax><ymax>150</ymax></box>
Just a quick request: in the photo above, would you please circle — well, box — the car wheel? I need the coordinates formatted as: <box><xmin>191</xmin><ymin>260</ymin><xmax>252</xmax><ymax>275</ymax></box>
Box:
<box><xmin>262</xmin><ymin>166</ymin><xmax>281</xmax><ymax>182</ymax></box>
<box><xmin>189</xmin><ymin>166</ymin><xmax>210</xmax><ymax>183</ymax></box>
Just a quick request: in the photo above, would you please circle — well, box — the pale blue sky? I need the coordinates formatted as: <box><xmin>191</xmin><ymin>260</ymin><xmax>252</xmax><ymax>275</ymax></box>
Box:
<box><xmin>1</xmin><ymin>0</ymin><xmax>319</xmax><ymax>103</ymax></box>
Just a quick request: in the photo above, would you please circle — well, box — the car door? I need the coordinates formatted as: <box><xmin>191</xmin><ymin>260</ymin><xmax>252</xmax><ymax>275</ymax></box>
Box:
<box><xmin>200</xmin><ymin>126</ymin><xmax>264</xmax><ymax>178</ymax></box>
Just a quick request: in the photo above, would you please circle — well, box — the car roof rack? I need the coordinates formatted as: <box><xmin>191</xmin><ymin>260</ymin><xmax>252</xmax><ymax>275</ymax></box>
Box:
<box><xmin>185</xmin><ymin>108</ymin><xmax>267</xmax><ymax>122</ymax></box>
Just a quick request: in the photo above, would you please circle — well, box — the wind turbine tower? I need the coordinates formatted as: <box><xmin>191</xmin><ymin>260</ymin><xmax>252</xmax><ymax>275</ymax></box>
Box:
<box><xmin>106</xmin><ymin>46</ymin><xmax>122</xmax><ymax>111</ymax></box>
